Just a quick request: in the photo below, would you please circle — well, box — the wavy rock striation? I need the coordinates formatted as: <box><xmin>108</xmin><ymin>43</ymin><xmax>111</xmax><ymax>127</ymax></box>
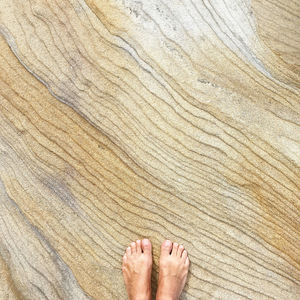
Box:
<box><xmin>0</xmin><ymin>0</ymin><xmax>299</xmax><ymax>299</ymax></box>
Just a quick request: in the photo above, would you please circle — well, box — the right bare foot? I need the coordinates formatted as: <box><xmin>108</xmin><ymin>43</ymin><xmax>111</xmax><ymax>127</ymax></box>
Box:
<box><xmin>156</xmin><ymin>240</ymin><xmax>189</xmax><ymax>300</ymax></box>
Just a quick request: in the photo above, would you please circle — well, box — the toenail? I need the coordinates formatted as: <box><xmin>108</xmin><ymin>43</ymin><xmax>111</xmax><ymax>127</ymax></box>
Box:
<box><xmin>131</xmin><ymin>242</ymin><xmax>135</xmax><ymax>246</ymax></box>
<box><xmin>136</xmin><ymin>240</ymin><xmax>141</xmax><ymax>243</ymax></box>
<box><xmin>165</xmin><ymin>240</ymin><xmax>171</xmax><ymax>246</ymax></box>
<box><xmin>174</xmin><ymin>243</ymin><xmax>178</xmax><ymax>247</ymax></box>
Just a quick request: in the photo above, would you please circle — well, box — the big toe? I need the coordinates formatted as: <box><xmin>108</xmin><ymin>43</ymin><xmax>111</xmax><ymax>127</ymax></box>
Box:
<box><xmin>142</xmin><ymin>239</ymin><xmax>152</xmax><ymax>255</ymax></box>
<box><xmin>161</xmin><ymin>240</ymin><xmax>172</xmax><ymax>256</ymax></box>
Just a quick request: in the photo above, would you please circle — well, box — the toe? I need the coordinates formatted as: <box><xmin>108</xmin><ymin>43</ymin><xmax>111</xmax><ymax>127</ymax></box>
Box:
<box><xmin>185</xmin><ymin>256</ymin><xmax>190</xmax><ymax>267</ymax></box>
<box><xmin>126</xmin><ymin>246</ymin><xmax>131</xmax><ymax>256</ymax></box>
<box><xmin>161</xmin><ymin>240</ymin><xmax>172</xmax><ymax>256</ymax></box>
<box><xmin>131</xmin><ymin>241</ymin><xmax>137</xmax><ymax>254</ymax></box>
<box><xmin>182</xmin><ymin>249</ymin><xmax>188</xmax><ymax>260</ymax></box>
<box><xmin>136</xmin><ymin>240</ymin><xmax>142</xmax><ymax>254</ymax></box>
<box><xmin>178</xmin><ymin>244</ymin><xmax>184</xmax><ymax>257</ymax></box>
<box><xmin>171</xmin><ymin>242</ymin><xmax>179</xmax><ymax>256</ymax></box>
<box><xmin>141</xmin><ymin>239</ymin><xmax>152</xmax><ymax>255</ymax></box>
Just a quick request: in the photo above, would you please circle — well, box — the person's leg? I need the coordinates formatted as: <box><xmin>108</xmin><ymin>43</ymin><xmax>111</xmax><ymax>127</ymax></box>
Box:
<box><xmin>122</xmin><ymin>239</ymin><xmax>152</xmax><ymax>300</ymax></box>
<box><xmin>156</xmin><ymin>240</ymin><xmax>190</xmax><ymax>300</ymax></box>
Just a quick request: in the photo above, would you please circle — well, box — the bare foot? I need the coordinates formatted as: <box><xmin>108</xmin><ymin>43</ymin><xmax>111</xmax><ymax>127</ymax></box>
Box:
<box><xmin>156</xmin><ymin>240</ymin><xmax>190</xmax><ymax>300</ymax></box>
<box><xmin>122</xmin><ymin>239</ymin><xmax>152</xmax><ymax>300</ymax></box>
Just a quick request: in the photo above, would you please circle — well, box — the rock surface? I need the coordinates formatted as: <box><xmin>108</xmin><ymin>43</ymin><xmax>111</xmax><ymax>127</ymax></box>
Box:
<box><xmin>0</xmin><ymin>0</ymin><xmax>299</xmax><ymax>299</ymax></box>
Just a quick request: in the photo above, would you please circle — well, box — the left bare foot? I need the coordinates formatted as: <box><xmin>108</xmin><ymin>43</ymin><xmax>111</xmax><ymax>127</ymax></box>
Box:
<box><xmin>122</xmin><ymin>239</ymin><xmax>152</xmax><ymax>300</ymax></box>
<box><xmin>156</xmin><ymin>240</ymin><xmax>190</xmax><ymax>300</ymax></box>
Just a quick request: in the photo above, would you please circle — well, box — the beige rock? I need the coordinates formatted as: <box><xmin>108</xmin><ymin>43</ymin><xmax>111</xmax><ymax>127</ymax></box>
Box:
<box><xmin>0</xmin><ymin>0</ymin><xmax>299</xmax><ymax>299</ymax></box>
